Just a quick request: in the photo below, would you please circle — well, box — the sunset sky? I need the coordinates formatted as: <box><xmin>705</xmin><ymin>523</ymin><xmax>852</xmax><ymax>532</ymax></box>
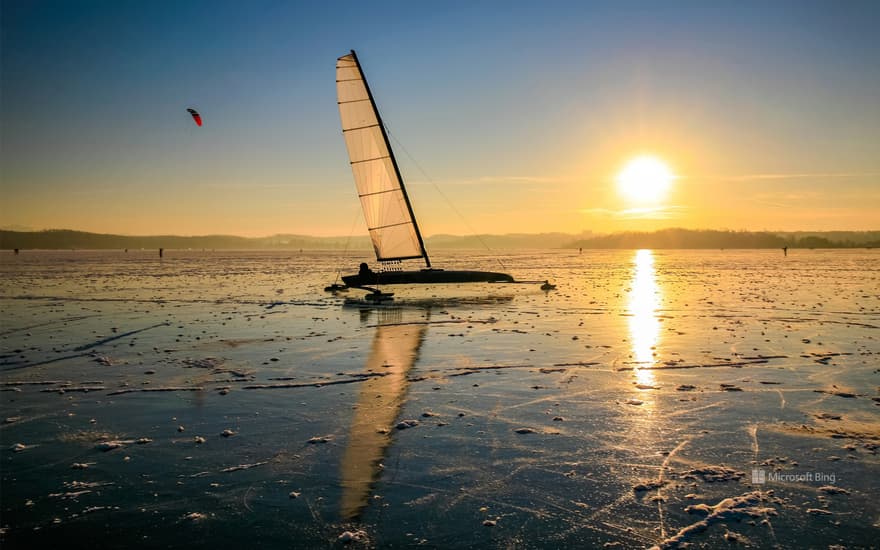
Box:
<box><xmin>2</xmin><ymin>0</ymin><xmax>878</xmax><ymax>237</ymax></box>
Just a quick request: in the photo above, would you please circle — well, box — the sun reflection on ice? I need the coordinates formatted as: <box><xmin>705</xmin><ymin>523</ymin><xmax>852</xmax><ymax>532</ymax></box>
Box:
<box><xmin>628</xmin><ymin>250</ymin><xmax>661</xmax><ymax>387</ymax></box>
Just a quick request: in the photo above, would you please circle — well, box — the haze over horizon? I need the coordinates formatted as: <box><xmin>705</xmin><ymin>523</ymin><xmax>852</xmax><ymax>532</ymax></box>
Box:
<box><xmin>2</xmin><ymin>226</ymin><xmax>879</xmax><ymax>242</ymax></box>
<box><xmin>2</xmin><ymin>1</ymin><xmax>878</xmax><ymax>237</ymax></box>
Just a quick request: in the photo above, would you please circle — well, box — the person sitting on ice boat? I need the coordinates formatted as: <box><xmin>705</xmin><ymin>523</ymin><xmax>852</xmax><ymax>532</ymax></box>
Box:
<box><xmin>358</xmin><ymin>262</ymin><xmax>376</xmax><ymax>281</ymax></box>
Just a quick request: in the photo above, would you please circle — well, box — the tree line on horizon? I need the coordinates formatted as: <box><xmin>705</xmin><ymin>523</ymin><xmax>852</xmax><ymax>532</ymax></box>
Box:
<box><xmin>565</xmin><ymin>228</ymin><xmax>880</xmax><ymax>249</ymax></box>
<box><xmin>1</xmin><ymin>228</ymin><xmax>878</xmax><ymax>251</ymax></box>
<box><xmin>0</xmin><ymin>230</ymin><xmax>366</xmax><ymax>251</ymax></box>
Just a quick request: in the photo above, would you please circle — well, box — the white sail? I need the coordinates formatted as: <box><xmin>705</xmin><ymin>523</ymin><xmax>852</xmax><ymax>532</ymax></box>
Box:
<box><xmin>336</xmin><ymin>52</ymin><xmax>426</xmax><ymax>263</ymax></box>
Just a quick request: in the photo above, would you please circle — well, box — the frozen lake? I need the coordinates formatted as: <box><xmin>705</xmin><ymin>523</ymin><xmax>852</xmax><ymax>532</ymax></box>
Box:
<box><xmin>1</xmin><ymin>248</ymin><xmax>878</xmax><ymax>548</ymax></box>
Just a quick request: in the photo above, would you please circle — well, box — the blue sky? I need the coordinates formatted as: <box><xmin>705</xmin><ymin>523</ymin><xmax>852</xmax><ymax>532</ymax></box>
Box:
<box><xmin>2</xmin><ymin>0</ymin><xmax>878</xmax><ymax>236</ymax></box>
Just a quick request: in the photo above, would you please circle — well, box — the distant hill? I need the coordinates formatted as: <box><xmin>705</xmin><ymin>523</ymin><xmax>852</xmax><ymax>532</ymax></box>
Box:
<box><xmin>565</xmin><ymin>229</ymin><xmax>880</xmax><ymax>249</ymax></box>
<box><xmin>0</xmin><ymin>229</ymin><xmax>587</xmax><ymax>251</ymax></box>
<box><xmin>1</xmin><ymin>228</ymin><xmax>878</xmax><ymax>250</ymax></box>
<box><xmin>0</xmin><ymin>230</ymin><xmax>372</xmax><ymax>251</ymax></box>
<box><xmin>427</xmin><ymin>232</ymin><xmax>589</xmax><ymax>249</ymax></box>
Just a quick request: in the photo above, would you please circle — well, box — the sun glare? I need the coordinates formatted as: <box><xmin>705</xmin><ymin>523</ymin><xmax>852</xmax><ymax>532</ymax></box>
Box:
<box><xmin>617</xmin><ymin>156</ymin><xmax>675</xmax><ymax>202</ymax></box>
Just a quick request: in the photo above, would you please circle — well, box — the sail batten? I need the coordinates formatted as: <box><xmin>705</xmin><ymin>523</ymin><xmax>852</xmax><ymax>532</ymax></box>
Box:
<box><xmin>336</xmin><ymin>51</ymin><xmax>429</xmax><ymax>265</ymax></box>
<box><xmin>359</xmin><ymin>188</ymin><xmax>400</xmax><ymax>198</ymax></box>
<box><xmin>342</xmin><ymin>123</ymin><xmax>382</xmax><ymax>133</ymax></box>
<box><xmin>350</xmin><ymin>155</ymin><xmax>390</xmax><ymax>165</ymax></box>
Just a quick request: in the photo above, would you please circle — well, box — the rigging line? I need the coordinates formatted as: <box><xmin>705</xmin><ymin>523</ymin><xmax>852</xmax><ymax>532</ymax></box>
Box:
<box><xmin>333</xmin><ymin>204</ymin><xmax>365</xmax><ymax>284</ymax></box>
<box><xmin>385</xmin><ymin>127</ymin><xmax>506</xmax><ymax>270</ymax></box>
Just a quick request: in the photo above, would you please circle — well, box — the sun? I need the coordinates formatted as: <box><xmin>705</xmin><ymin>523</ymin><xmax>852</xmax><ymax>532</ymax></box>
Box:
<box><xmin>617</xmin><ymin>156</ymin><xmax>675</xmax><ymax>202</ymax></box>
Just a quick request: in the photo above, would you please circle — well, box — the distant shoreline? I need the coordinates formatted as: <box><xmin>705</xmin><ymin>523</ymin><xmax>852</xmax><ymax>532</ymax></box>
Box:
<box><xmin>1</xmin><ymin>228</ymin><xmax>878</xmax><ymax>251</ymax></box>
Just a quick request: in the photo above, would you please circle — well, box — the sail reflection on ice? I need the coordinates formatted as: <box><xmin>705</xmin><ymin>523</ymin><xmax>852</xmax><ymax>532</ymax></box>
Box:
<box><xmin>628</xmin><ymin>250</ymin><xmax>661</xmax><ymax>387</ymax></box>
<box><xmin>339</xmin><ymin>310</ymin><xmax>427</xmax><ymax>520</ymax></box>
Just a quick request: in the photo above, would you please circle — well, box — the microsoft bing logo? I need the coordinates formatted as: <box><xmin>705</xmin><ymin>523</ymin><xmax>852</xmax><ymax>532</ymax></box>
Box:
<box><xmin>749</xmin><ymin>468</ymin><xmax>835</xmax><ymax>484</ymax></box>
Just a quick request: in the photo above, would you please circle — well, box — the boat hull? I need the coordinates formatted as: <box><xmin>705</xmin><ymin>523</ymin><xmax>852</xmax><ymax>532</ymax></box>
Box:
<box><xmin>342</xmin><ymin>269</ymin><xmax>514</xmax><ymax>288</ymax></box>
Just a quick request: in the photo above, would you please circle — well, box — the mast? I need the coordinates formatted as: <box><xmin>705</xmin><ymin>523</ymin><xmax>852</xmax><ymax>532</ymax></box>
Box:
<box><xmin>349</xmin><ymin>50</ymin><xmax>431</xmax><ymax>269</ymax></box>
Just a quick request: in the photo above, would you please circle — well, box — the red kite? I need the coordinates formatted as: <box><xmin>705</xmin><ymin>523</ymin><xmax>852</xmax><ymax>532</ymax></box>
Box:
<box><xmin>186</xmin><ymin>108</ymin><xmax>202</xmax><ymax>127</ymax></box>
